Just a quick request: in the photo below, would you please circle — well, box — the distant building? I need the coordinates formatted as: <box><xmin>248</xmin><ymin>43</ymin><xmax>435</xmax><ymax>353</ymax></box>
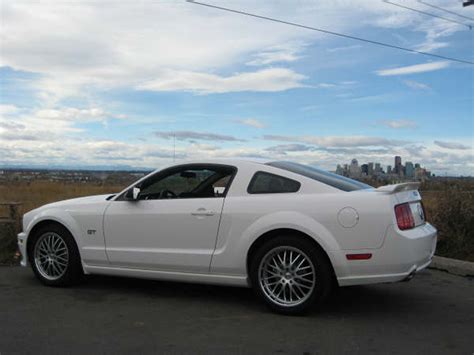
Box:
<box><xmin>335</xmin><ymin>156</ymin><xmax>430</xmax><ymax>182</ymax></box>
<box><xmin>375</xmin><ymin>163</ymin><xmax>382</xmax><ymax>174</ymax></box>
<box><xmin>405</xmin><ymin>162</ymin><xmax>414</xmax><ymax>178</ymax></box>
<box><xmin>415</xmin><ymin>167</ymin><xmax>426</xmax><ymax>180</ymax></box>
<box><xmin>349</xmin><ymin>159</ymin><xmax>361</xmax><ymax>178</ymax></box>
<box><xmin>361</xmin><ymin>164</ymin><xmax>368</xmax><ymax>176</ymax></box>
<box><xmin>367</xmin><ymin>162</ymin><xmax>374</xmax><ymax>176</ymax></box>
<box><xmin>394</xmin><ymin>156</ymin><xmax>402</xmax><ymax>175</ymax></box>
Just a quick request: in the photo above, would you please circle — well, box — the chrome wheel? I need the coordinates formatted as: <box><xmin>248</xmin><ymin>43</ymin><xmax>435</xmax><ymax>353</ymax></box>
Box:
<box><xmin>258</xmin><ymin>246</ymin><xmax>316</xmax><ymax>307</ymax></box>
<box><xmin>34</xmin><ymin>232</ymin><xmax>69</xmax><ymax>281</ymax></box>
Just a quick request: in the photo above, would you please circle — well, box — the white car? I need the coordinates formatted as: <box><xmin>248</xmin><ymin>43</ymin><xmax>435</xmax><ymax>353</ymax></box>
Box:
<box><xmin>18</xmin><ymin>159</ymin><xmax>437</xmax><ymax>314</ymax></box>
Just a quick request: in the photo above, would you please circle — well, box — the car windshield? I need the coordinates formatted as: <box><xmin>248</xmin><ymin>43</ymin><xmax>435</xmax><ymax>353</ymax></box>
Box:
<box><xmin>266</xmin><ymin>161</ymin><xmax>372</xmax><ymax>192</ymax></box>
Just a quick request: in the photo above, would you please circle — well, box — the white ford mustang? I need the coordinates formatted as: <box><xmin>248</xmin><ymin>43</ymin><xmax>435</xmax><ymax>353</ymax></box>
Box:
<box><xmin>18</xmin><ymin>159</ymin><xmax>437</xmax><ymax>314</ymax></box>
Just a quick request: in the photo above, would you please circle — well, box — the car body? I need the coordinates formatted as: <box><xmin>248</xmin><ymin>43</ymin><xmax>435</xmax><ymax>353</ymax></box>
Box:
<box><xmin>18</xmin><ymin>159</ymin><xmax>437</xmax><ymax>314</ymax></box>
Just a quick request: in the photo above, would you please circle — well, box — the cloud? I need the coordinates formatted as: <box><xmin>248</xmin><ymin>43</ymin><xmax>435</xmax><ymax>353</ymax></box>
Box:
<box><xmin>378</xmin><ymin>119</ymin><xmax>417</xmax><ymax>129</ymax></box>
<box><xmin>246</xmin><ymin>43</ymin><xmax>304</xmax><ymax>66</ymax></box>
<box><xmin>402</xmin><ymin>80</ymin><xmax>431</xmax><ymax>90</ymax></box>
<box><xmin>0</xmin><ymin>105</ymin><xmax>119</xmax><ymax>145</ymax></box>
<box><xmin>0</xmin><ymin>104</ymin><xmax>19</xmax><ymax>115</ymax></box>
<box><xmin>327</xmin><ymin>45</ymin><xmax>362</xmax><ymax>52</ymax></box>
<box><xmin>154</xmin><ymin>130</ymin><xmax>245</xmax><ymax>142</ymax></box>
<box><xmin>36</xmin><ymin>107</ymin><xmax>108</xmax><ymax>122</ymax></box>
<box><xmin>265</xmin><ymin>144</ymin><xmax>315</xmax><ymax>154</ymax></box>
<box><xmin>347</xmin><ymin>94</ymin><xmax>394</xmax><ymax>103</ymax></box>
<box><xmin>415</xmin><ymin>19</ymin><xmax>461</xmax><ymax>53</ymax></box>
<box><xmin>434</xmin><ymin>140</ymin><xmax>470</xmax><ymax>150</ymax></box>
<box><xmin>376</xmin><ymin>61</ymin><xmax>450</xmax><ymax>76</ymax></box>
<box><xmin>315</xmin><ymin>81</ymin><xmax>356</xmax><ymax>89</ymax></box>
<box><xmin>317</xmin><ymin>83</ymin><xmax>337</xmax><ymax>88</ymax></box>
<box><xmin>0</xmin><ymin>121</ymin><xmax>25</xmax><ymax>131</ymax></box>
<box><xmin>236</xmin><ymin>118</ymin><xmax>266</xmax><ymax>129</ymax></box>
<box><xmin>136</xmin><ymin>68</ymin><xmax>307</xmax><ymax>94</ymax></box>
<box><xmin>0</xmin><ymin>131</ymin><xmax>40</xmax><ymax>141</ymax></box>
<box><xmin>263</xmin><ymin>134</ymin><xmax>409</xmax><ymax>147</ymax></box>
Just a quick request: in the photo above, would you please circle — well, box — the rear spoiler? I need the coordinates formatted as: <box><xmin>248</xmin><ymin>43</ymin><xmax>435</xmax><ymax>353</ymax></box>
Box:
<box><xmin>374</xmin><ymin>182</ymin><xmax>420</xmax><ymax>194</ymax></box>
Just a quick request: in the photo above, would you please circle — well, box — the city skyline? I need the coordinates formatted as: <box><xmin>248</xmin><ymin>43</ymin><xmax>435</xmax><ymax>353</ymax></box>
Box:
<box><xmin>0</xmin><ymin>1</ymin><xmax>473</xmax><ymax>176</ymax></box>
<box><xmin>336</xmin><ymin>155</ymin><xmax>433</xmax><ymax>180</ymax></box>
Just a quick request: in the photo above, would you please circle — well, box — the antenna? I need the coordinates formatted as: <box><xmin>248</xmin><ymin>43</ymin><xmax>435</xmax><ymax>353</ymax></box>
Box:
<box><xmin>173</xmin><ymin>134</ymin><xmax>176</xmax><ymax>162</ymax></box>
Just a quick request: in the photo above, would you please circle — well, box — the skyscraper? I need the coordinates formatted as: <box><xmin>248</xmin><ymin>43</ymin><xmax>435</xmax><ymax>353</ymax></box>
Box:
<box><xmin>361</xmin><ymin>164</ymin><xmax>368</xmax><ymax>175</ymax></box>
<box><xmin>349</xmin><ymin>158</ymin><xmax>361</xmax><ymax>178</ymax></box>
<box><xmin>375</xmin><ymin>163</ymin><xmax>381</xmax><ymax>174</ymax></box>
<box><xmin>368</xmin><ymin>162</ymin><xmax>374</xmax><ymax>176</ymax></box>
<box><xmin>394</xmin><ymin>156</ymin><xmax>402</xmax><ymax>175</ymax></box>
<box><xmin>405</xmin><ymin>162</ymin><xmax>414</xmax><ymax>178</ymax></box>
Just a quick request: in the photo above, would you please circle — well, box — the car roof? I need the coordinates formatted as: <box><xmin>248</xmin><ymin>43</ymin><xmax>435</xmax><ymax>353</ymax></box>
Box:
<box><xmin>161</xmin><ymin>158</ymin><xmax>272</xmax><ymax>168</ymax></box>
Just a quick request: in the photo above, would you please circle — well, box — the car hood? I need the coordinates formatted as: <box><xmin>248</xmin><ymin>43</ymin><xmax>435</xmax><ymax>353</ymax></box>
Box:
<box><xmin>22</xmin><ymin>194</ymin><xmax>115</xmax><ymax>231</ymax></box>
<box><xmin>30</xmin><ymin>194</ymin><xmax>113</xmax><ymax>213</ymax></box>
<box><xmin>50</xmin><ymin>194</ymin><xmax>112</xmax><ymax>206</ymax></box>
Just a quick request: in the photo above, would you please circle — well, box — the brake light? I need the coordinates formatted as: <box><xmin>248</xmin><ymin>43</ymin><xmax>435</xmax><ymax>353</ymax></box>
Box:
<box><xmin>395</xmin><ymin>203</ymin><xmax>415</xmax><ymax>230</ymax></box>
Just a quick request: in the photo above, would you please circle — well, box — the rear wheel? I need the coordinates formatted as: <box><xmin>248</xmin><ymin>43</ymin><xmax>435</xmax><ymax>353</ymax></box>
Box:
<box><xmin>250</xmin><ymin>235</ymin><xmax>333</xmax><ymax>315</ymax></box>
<box><xmin>29</xmin><ymin>224</ymin><xmax>83</xmax><ymax>286</ymax></box>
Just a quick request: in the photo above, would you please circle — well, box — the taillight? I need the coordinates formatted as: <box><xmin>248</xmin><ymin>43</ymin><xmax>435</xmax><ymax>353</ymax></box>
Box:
<box><xmin>395</xmin><ymin>203</ymin><xmax>415</xmax><ymax>230</ymax></box>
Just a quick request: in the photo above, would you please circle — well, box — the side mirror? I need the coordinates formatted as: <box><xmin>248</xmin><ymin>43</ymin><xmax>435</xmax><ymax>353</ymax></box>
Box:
<box><xmin>125</xmin><ymin>186</ymin><xmax>141</xmax><ymax>201</ymax></box>
<box><xmin>133</xmin><ymin>187</ymin><xmax>141</xmax><ymax>200</ymax></box>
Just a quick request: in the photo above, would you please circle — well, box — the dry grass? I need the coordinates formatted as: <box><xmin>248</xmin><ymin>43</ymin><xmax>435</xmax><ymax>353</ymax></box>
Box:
<box><xmin>0</xmin><ymin>180</ymin><xmax>127</xmax><ymax>216</ymax></box>
<box><xmin>421</xmin><ymin>190</ymin><xmax>474</xmax><ymax>262</ymax></box>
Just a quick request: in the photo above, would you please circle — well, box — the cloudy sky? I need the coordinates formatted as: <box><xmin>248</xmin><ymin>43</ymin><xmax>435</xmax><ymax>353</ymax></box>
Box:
<box><xmin>0</xmin><ymin>0</ymin><xmax>473</xmax><ymax>175</ymax></box>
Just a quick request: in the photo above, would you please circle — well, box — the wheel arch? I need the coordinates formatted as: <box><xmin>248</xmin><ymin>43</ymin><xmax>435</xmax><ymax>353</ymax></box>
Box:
<box><xmin>26</xmin><ymin>219</ymin><xmax>81</xmax><ymax>266</ymax></box>
<box><xmin>246</xmin><ymin>228</ymin><xmax>338</xmax><ymax>285</ymax></box>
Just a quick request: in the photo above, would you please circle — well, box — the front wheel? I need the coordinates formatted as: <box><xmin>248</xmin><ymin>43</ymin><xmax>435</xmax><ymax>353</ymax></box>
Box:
<box><xmin>29</xmin><ymin>224</ymin><xmax>84</xmax><ymax>286</ymax></box>
<box><xmin>250</xmin><ymin>236</ymin><xmax>333</xmax><ymax>315</ymax></box>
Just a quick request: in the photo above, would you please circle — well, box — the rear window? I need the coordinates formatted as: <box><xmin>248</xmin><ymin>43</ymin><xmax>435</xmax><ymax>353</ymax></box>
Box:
<box><xmin>248</xmin><ymin>171</ymin><xmax>301</xmax><ymax>194</ymax></box>
<box><xmin>266</xmin><ymin>161</ymin><xmax>371</xmax><ymax>192</ymax></box>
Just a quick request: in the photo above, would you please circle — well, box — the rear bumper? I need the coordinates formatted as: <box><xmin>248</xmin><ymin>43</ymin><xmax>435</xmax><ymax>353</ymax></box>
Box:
<box><xmin>17</xmin><ymin>232</ymin><xmax>28</xmax><ymax>267</ymax></box>
<box><xmin>335</xmin><ymin>223</ymin><xmax>437</xmax><ymax>286</ymax></box>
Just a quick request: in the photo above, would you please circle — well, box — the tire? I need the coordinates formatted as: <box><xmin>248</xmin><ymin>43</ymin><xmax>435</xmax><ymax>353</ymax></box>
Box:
<box><xmin>249</xmin><ymin>235</ymin><xmax>333</xmax><ymax>315</ymax></box>
<box><xmin>28</xmin><ymin>223</ymin><xmax>84</xmax><ymax>286</ymax></box>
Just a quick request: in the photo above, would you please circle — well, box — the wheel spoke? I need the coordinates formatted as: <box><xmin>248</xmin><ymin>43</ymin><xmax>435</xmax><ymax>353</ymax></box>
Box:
<box><xmin>293</xmin><ymin>280</ymin><xmax>312</xmax><ymax>289</ymax></box>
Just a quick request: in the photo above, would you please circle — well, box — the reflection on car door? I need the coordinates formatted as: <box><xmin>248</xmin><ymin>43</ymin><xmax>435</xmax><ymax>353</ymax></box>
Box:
<box><xmin>103</xmin><ymin>197</ymin><xmax>225</xmax><ymax>272</ymax></box>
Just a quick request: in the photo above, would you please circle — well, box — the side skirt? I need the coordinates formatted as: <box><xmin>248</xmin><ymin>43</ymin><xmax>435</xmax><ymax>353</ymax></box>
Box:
<box><xmin>83</xmin><ymin>264</ymin><xmax>250</xmax><ymax>287</ymax></box>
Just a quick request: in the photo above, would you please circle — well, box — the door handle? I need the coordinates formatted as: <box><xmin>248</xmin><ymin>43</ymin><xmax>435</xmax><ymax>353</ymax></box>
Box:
<box><xmin>191</xmin><ymin>208</ymin><xmax>216</xmax><ymax>216</ymax></box>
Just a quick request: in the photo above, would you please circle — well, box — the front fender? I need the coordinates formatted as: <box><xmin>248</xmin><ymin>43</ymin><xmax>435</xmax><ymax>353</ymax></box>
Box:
<box><xmin>20</xmin><ymin>208</ymin><xmax>84</xmax><ymax>268</ymax></box>
<box><xmin>25</xmin><ymin>208</ymin><xmax>84</xmax><ymax>248</ymax></box>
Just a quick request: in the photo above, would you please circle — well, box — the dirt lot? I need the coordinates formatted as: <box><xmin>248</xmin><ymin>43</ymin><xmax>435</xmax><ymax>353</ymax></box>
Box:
<box><xmin>0</xmin><ymin>267</ymin><xmax>473</xmax><ymax>354</ymax></box>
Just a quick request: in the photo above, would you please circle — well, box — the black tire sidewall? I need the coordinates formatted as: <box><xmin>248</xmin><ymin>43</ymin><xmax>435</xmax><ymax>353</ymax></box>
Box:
<box><xmin>28</xmin><ymin>224</ymin><xmax>83</xmax><ymax>286</ymax></box>
<box><xmin>249</xmin><ymin>235</ymin><xmax>333</xmax><ymax>315</ymax></box>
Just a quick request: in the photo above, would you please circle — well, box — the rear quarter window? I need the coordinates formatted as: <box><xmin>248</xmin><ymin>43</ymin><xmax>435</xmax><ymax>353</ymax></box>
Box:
<box><xmin>248</xmin><ymin>171</ymin><xmax>301</xmax><ymax>194</ymax></box>
<box><xmin>266</xmin><ymin>161</ymin><xmax>371</xmax><ymax>192</ymax></box>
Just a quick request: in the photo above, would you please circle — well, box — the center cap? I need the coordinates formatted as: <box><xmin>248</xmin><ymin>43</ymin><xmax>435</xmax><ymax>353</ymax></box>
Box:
<box><xmin>285</xmin><ymin>272</ymin><xmax>292</xmax><ymax>279</ymax></box>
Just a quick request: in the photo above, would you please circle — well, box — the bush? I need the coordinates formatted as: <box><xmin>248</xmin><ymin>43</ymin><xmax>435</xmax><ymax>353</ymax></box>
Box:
<box><xmin>422</xmin><ymin>188</ymin><xmax>474</xmax><ymax>262</ymax></box>
<box><xmin>0</xmin><ymin>222</ymin><xmax>17</xmax><ymax>264</ymax></box>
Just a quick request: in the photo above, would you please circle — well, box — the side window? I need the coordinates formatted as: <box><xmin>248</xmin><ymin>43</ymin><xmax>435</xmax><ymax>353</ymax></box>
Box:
<box><xmin>248</xmin><ymin>172</ymin><xmax>300</xmax><ymax>194</ymax></box>
<box><xmin>213</xmin><ymin>175</ymin><xmax>231</xmax><ymax>197</ymax></box>
<box><xmin>137</xmin><ymin>165</ymin><xmax>235</xmax><ymax>200</ymax></box>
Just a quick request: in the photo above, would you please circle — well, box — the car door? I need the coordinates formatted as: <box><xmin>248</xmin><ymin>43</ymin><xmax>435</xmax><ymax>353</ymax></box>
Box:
<box><xmin>103</xmin><ymin>164</ymin><xmax>236</xmax><ymax>273</ymax></box>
